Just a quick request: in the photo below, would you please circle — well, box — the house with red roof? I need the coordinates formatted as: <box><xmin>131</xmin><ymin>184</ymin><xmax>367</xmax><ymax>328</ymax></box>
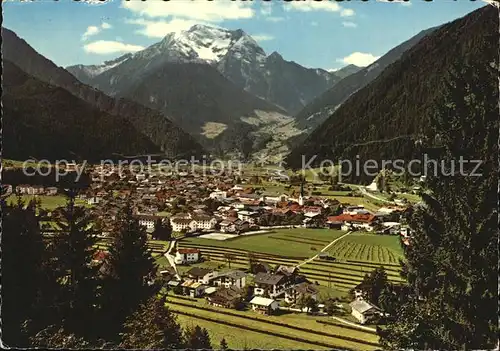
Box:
<box><xmin>174</xmin><ymin>248</ymin><xmax>201</xmax><ymax>264</ymax></box>
<box><xmin>327</xmin><ymin>213</ymin><xmax>377</xmax><ymax>232</ymax></box>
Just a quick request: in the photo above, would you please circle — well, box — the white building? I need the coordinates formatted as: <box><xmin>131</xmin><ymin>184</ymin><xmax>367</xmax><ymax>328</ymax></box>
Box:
<box><xmin>349</xmin><ymin>300</ymin><xmax>380</xmax><ymax>324</ymax></box>
<box><xmin>174</xmin><ymin>248</ymin><xmax>201</xmax><ymax>264</ymax></box>
<box><xmin>135</xmin><ymin>215</ymin><xmax>160</xmax><ymax>230</ymax></box>
<box><xmin>189</xmin><ymin>216</ymin><xmax>217</xmax><ymax>231</ymax></box>
<box><xmin>171</xmin><ymin>218</ymin><xmax>192</xmax><ymax>232</ymax></box>
<box><xmin>249</xmin><ymin>297</ymin><xmax>279</xmax><ymax>315</ymax></box>
<box><xmin>237</xmin><ymin>210</ymin><xmax>259</xmax><ymax>224</ymax></box>
<box><xmin>210</xmin><ymin>270</ymin><xmax>246</xmax><ymax>289</ymax></box>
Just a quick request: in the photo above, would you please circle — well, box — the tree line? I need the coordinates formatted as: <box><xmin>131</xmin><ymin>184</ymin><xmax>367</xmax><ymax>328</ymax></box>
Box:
<box><xmin>1</xmin><ymin>191</ymin><xmax>228</xmax><ymax>349</ymax></box>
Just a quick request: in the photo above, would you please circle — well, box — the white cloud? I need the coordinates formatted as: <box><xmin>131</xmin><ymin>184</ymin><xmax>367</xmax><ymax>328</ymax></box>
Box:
<box><xmin>340</xmin><ymin>9</ymin><xmax>355</xmax><ymax>17</ymax></box>
<box><xmin>284</xmin><ymin>1</ymin><xmax>355</xmax><ymax>17</ymax></box>
<box><xmin>266</xmin><ymin>16</ymin><xmax>285</xmax><ymax>22</ymax></box>
<box><xmin>251</xmin><ymin>34</ymin><xmax>275</xmax><ymax>42</ymax></box>
<box><xmin>328</xmin><ymin>68</ymin><xmax>340</xmax><ymax>72</ymax></box>
<box><xmin>126</xmin><ymin>18</ymin><xmax>199</xmax><ymax>38</ymax></box>
<box><xmin>82</xmin><ymin>26</ymin><xmax>100</xmax><ymax>40</ymax></box>
<box><xmin>342</xmin><ymin>21</ymin><xmax>357</xmax><ymax>28</ymax></box>
<box><xmin>337</xmin><ymin>52</ymin><xmax>380</xmax><ymax>67</ymax></box>
<box><xmin>122</xmin><ymin>0</ymin><xmax>254</xmax><ymax>22</ymax></box>
<box><xmin>83</xmin><ymin>40</ymin><xmax>145</xmax><ymax>55</ymax></box>
<box><xmin>82</xmin><ymin>22</ymin><xmax>113</xmax><ymax>40</ymax></box>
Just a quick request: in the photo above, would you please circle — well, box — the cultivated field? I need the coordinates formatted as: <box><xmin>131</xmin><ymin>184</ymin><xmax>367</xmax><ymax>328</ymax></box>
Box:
<box><xmin>165</xmin><ymin>294</ymin><xmax>380</xmax><ymax>351</ymax></box>
<box><xmin>178</xmin><ymin>229</ymin><xmax>405</xmax><ymax>293</ymax></box>
<box><xmin>326</xmin><ymin>232</ymin><xmax>404</xmax><ymax>263</ymax></box>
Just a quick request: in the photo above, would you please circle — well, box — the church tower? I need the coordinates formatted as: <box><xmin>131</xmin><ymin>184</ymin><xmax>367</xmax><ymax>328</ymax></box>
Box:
<box><xmin>299</xmin><ymin>179</ymin><xmax>305</xmax><ymax>206</ymax></box>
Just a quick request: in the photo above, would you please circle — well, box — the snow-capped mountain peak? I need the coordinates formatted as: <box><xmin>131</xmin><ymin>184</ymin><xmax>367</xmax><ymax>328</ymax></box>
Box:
<box><xmin>137</xmin><ymin>24</ymin><xmax>255</xmax><ymax>64</ymax></box>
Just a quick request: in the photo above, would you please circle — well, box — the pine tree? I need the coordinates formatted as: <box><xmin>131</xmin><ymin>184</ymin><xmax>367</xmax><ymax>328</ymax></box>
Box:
<box><xmin>99</xmin><ymin>202</ymin><xmax>158</xmax><ymax>337</ymax></box>
<box><xmin>184</xmin><ymin>325</ymin><xmax>212</xmax><ymax>349</ymax></box>
<box><xmin>120</xmin><ymin>296</ymin><xmax>184</xmax><ymax>349</ymax></box>
<box><xmin>360</xmin><ymin>267</ymin><xmax>389</xmax><ymax>305</ymax></box>
<box><xmin>152</xmin><ymin>218</ymin><xmax>172</xmax><ymax>241</ymax></box>
<box><xmin>1</xmin><ymin>198</ymin><xmax>45</xmax><ymax>347</ymax></box>
<box><xmin>378</xmin><ymin>62</ymin><xmax>499</xmax><ymax>349</ymax></box>
<box><xmin>219</xmin><ymin>337</ymin><xmax>229</xmax><ymax>350</ymax></box>
<box><xmin>51</xmin><ymin>190</ymin><xmax>99</xmax><ymax>336</ymax></box>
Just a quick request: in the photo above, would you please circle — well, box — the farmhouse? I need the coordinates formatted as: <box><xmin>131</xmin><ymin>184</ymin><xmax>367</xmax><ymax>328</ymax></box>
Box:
<box><xmin>253</xmin><ymin>272</ymin><xmax>294</xmax><ymax>298</ymax></box>
<box><xmin>210</xmin><ymin>270</ymin><xmax>246</xmax><ymax>288</ymax></box>
<box><xmin>329</xmin><ymin>213</ymin><xmax>377</xmax><ymax>232</ymax></box>
<box><xmin>349</xmin><ymin>299</ymin><xmax>380</xmax><ymax>324</ymax></box>
<box><xmin>284</xmin><ymin>282</ymin><xmax>319</xmax><ymax>304</ymax></box>
<box><xmin>249</xmin><ymin>296</ymin><xmax>279</xmax><ymax>315</ymax></box>
<box><xmin>185</xmin><ymin>267</ymin><xmax>218</xmax><ymax>284</ymax></box>
<box><xmin>174</xmin><ymin>248</ymin><xmax>201</xmax><ymax>265</ymax></box>
<box><xmin>206</xmin><ymin>286</ymin><xmax>243</xmax><ymax>309</ymax></box>
<box><xmin>219</xmin><ymin>218</ymin><xmax>250</xmax><ymax>233</ymax></box>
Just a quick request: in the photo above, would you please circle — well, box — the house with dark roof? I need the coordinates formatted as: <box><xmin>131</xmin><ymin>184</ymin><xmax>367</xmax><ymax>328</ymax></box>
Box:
<box><xmin>253</xmin><ymin>272</ymin><xmax>291</xmax><ymax>298</ymax></box>
<box><xmin>185</xmin><ymin>267</ymin><xmax>217</xmax><ymax>284</ymax></box>
<box><xmin>210</xmin><ymin>270</ymin><xmax>246</xmax><ymax>289</ymax></box>
<box><xmin>206</xmin><ymin>286</ymin><xmax>243</xmax><ymax>309</ymax></box>
<box><xmin>284</xmin><ymin>282</ymin><xmax>319</xmax><ymax>304</ymax></box>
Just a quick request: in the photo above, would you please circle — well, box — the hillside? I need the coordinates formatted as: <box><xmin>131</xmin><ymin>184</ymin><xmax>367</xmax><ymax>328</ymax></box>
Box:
<box><xmin>293</xmin><ymin>27</ymin><xmax>439</xmax><ymax>132</ymax></box>
<box><xmin>2</xmin><ymin>60</ymin><xmax>160</xmax><ymax>162</ymax></box>
<box><xmin>286</xmin><ymin>6</ymin><xmax>497</xmax><ymax>182</ymax></box>
<box><xmin>1</xmin><ymin>27</ymin><xmax>205</xmax><ymax>159</ymax></box>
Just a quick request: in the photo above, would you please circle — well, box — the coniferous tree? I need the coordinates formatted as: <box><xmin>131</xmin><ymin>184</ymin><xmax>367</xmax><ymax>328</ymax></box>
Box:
<box><xmin>51</xmin><ymin>190</ymin><xmax>99</xmax><ymax>336</ymax></box>
<box><xmin>377</xmin><ymin>62</ymin><xmax>499</xmax><ymax>349</ymax></box>
<box><xmin>1</xmin><ymin>198</ymin><xmax>46</xmax><ymax>347</ymax></box>
<box><xmin>120</xmin><ymin>296</ymin><xmax>184</xmax><ymax>349</ymax></box>
<box><xmin>184</xmin><ymin>325</ymin><xmax>212</xmax><ymax>349</ymax></box>
<box><xmin>99</xmin><ymin>202</ymin><xmax>158</xmax><ymax>338</ymax></box>
<box><xmin>152</xmin><ymin>218</ymin><xmax>172</xmax><ymax>241</ymax></box>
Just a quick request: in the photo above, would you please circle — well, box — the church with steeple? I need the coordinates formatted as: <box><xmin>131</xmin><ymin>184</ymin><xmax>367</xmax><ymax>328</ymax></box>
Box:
<box><xmin>298</xmin><ymin>179</ymin><xmax>305</xmax><ymax>206</ymax></box>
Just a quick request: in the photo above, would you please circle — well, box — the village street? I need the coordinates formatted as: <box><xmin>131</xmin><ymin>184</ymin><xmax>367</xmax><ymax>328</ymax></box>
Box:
<box><xmin>165</xmin><ymin>239</ymin><xmax>181</xmax><ymax>280</ymax></box>
<box><xmin>296</xmin><ymin>231</ymin><xmax>353</xmax><ymax>268</ymax></box>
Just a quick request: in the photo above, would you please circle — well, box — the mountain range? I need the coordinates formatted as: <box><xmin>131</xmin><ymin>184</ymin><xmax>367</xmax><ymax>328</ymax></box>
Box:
<box><xmin>285</xmin><ymin>5</ymin><xmax>497</xmax><ymax>182</ymax></box>
<box><xmin>2</xmin><ymin>27</ymin><xmax>205</xmax><ymax>160</ymax></box>
<box><xmin>68</xmin><ymin>25</ymin><xmax>350</xmax><ymax>115</ymax></box>
<box><xmin>65</xmin><ymin>25</ymin><xmax>359</xmax><ymax>158</ymax></box>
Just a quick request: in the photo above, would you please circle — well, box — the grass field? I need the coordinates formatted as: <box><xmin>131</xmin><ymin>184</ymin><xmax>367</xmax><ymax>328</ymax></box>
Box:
<box><xmin>165</xmin><ymin>294</ymin><xmax>379</xmax><ymax>350</ymax></box>
<box><xmin>179</xmin><ymin>229</ymin><xmax>405</xmax><ymax>292</ymax></box>
<box><xmin>181</xmin><ymin>229</ymin><xmax>346</xmax><ymax>258</ymax></box>
<box><xmin>7</xmin><ymin>194</ymin><xmax>91</xmax><ymax>210</ymax></box>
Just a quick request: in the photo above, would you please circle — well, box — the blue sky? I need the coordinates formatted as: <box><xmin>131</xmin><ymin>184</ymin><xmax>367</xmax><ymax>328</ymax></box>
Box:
<box><xmin>3</xmin><ymin>0</ymin><xmax>487</xmax><ymax>70</ymax></box>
